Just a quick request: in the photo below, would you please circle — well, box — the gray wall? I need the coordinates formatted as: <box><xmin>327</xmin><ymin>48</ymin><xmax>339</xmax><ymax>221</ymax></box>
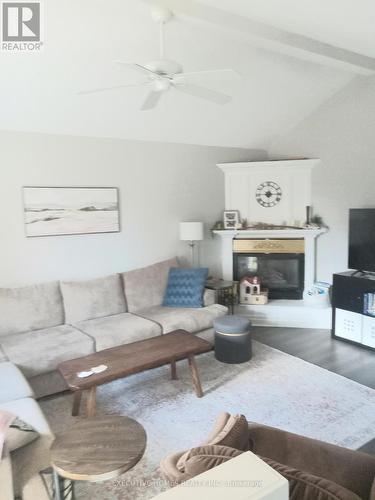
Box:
<box><xmin>270</xmin><ymin>75</ymin><xmax>375</xmax><ymax>282</ymax></box>
<box><xmin>0</xmin><ymin>131</ymin><xmax>262</xmax><ymax>287</ymax></box>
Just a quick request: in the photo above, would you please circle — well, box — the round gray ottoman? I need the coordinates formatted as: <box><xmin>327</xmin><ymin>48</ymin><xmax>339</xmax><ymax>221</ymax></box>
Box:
<box><xmin>214</xmin><ymin>315</ymin><xmax>252</xmax><ymax>364</ymax></box>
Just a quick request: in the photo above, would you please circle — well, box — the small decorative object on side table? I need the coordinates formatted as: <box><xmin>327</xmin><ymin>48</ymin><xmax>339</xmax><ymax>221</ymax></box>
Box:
<box><xmin>50</xmin><ymin>416</ymin><xmax>146</xmax><ymax>500</ymax></box>
<box><xmin>239</xmin><ymin>276</ymin><xmax>269</xmax><ymax>305</ymax></box>
<box><xmin>205</xmin><ymin>279</ymin><xmax>237</xmax><ymax>314</ymax></box>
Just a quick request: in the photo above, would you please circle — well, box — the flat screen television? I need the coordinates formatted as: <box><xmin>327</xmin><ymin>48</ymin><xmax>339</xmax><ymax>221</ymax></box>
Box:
<box><xmin>349</xmin><ymin>208</ymin><xmax>375</xmax><ymax>272</ymax></box>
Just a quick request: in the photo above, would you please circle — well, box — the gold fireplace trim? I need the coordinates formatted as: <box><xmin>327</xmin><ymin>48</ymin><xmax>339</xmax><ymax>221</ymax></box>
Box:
<box><xmin>233</xmin><ymin>239</ymin><xmax>305</xmax><ymax>254</ymax></box>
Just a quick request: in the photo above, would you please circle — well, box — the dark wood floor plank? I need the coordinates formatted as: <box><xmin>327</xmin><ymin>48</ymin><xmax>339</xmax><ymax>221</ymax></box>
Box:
<box><xmin>252</xmin><ymin>327</ymin><xmax>375</xmax><ymax>389</ymax></box>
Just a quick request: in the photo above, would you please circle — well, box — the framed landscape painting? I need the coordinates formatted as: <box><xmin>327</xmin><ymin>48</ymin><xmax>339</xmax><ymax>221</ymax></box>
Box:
<box><xmin>23</xmin><ymin>187</ymin><xmax>120</xmax><ymax>237</ymax></box>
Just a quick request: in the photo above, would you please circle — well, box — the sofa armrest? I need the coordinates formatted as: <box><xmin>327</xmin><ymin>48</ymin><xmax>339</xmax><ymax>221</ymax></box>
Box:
<box><xmin>203</xmin><ymin>289</ymin><xmax>216</xmax><ymax>307</ymax></box>
<box><xmin>0</xmin><ymin>447</ymin><xmax>15</xmax><ymax>500</ymax></box>
<box><xmin>248</xmin><ymin>422</ymin><xmax>375</xmax><ymax>500</ymax></box>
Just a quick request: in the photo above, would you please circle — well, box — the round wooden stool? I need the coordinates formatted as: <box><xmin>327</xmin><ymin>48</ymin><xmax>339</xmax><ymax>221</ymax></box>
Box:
<box><xmin>50</xmin><ymin>415</ymin><xmax>146</xmax><ymax>499</ymax></box>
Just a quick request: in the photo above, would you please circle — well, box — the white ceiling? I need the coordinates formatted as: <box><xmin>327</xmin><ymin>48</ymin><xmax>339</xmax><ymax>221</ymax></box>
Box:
<box><xmin>0</xmin><ymin>0</ymin><xmax>370</xmax><ymax>149</ymax></box>
<box><xmin>200</xmin><ymin>0</ymin><xmax>375</xmax><ymax>58</ymax></box>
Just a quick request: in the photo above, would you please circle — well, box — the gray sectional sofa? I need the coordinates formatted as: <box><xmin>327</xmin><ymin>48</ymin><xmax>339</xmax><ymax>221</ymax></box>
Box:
<box><xmin>0</xmin><ymin>258</ymin><xmax>227</xmax><ymax>398</ymax></box>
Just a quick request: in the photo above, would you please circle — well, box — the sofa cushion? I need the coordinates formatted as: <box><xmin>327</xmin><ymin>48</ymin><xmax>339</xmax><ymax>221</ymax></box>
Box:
<box><xmin>163</xmin><ymin>268</ymin><xmax>209</xmax><ymax>308</ymax></box>
<box><xmin>74</xmin><ymin>313</ymin><xmax>161</xmax><ymax>351</ymax></box>
<box><xmin>6</xmin><ymin>416</ymin><xmax>39</xmax><ymax>452</ymax></box>
<box><xmin>136</xmin><ymin>304</ymin><xmax>227</xmax><ymax>334</ymax></box>
<box><xmin>203</xmin><ymin>289</ymin><xmax>215</xmax><ymax>307</ymax></box>
<box><xmin>0</xmin><ymin>325</ymin><xmax>94</xmax><ymax>377</ymax></box>
<box><xmin>61</xmin><ymin>274</ymin><xmax>127</xmax><ymax>324</ymax></box>
<box><xmin>0</xmin><ymin>362</ymin><xmax>34</xmax><ymax>404</ymax></box>
<box><xmin>0</xmin><ymin>282</ymin><xmax>64</xmax><ymax>337</ymax></box>
<box><xmin>262</xmin><ymin>455</ymin><xmax>362</xmax><ymax>500</ymax></box>
<box><xmin>0</xmin><ymin>398</ymin><xmax>52</xmax><ymax>437</ymax></box>
<box><xmin>122</xmin><ymin>258</ymin><xmax>178</xmax><ymax>312</ymax></box>
<box><xmin>176</xmin><ymin>445</ymin><xmax>243</xmax><ymax>475</ymax></box>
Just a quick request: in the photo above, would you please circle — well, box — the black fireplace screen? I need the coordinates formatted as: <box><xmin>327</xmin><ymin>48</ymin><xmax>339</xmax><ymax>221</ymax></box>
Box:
<box><xmin>233</xmin><ymin>253</ymin><xmax>305</xmax><ymax>300</ymax></box>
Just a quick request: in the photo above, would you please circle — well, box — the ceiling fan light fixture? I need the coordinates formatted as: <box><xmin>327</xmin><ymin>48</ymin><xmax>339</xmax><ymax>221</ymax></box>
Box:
<box><xmin>154</xmin><ymin>79</ymin><xmax>170</xmax><ymax>92</ymax></box>
<box><xmin>78</xmin><ymin>6</ymin><xmax>238</xmax><ymax>110</ymax></box>
<box><xmin>144</xmin><ymin>59</ymin><xmax>183</xmax><ymax>76</ymax></box>
<box><xmin>150</xmin><ymin>5</ymin><xmax>173</xmax><ymax>24</ymax></box>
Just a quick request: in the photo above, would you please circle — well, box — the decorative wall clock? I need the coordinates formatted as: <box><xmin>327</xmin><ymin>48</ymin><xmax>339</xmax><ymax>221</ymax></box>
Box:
<box><xmin>255</xmin><ymin>181</ymin><xmax>282</xmax><ymax>208</ymax></box>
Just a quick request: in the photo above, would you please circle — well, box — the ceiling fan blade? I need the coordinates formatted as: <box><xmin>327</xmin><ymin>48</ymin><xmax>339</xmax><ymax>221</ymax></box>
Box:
<box><xmin>176</xmin><ymin>69</ymin><xmax>241</xmax><ymax>80</ymax></box>
<box><xmin>140</xmin><ymin>90</ymin><xmax>163</xmax><ymax>111</ymax></box>
<box><xmin>113</xmin><ymin>61</ymin><xmax>160</xmax><ymax>77</ymax></box>
<box><xmin>78</xmin><ymin>82</ymin><xmax>149</xmax><ymax>95</ymax></box>
<box><xmin>174</xmin><ymin>83</ymin><xmax>231</xmax><ymax>105</ymax></box>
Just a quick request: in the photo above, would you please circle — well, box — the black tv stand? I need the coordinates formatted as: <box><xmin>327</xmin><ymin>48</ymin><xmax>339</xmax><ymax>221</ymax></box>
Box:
<box><xmin>350</xmin><ymin>269</ymin><xmax>375</xmax><ymax>279</ymax></box>
<box><xmin>350</xmin><ymin>270</ymin><xmax>364</xmax><ymax>277</ymax></box>
<box><xmin>332</xmin><ymin>272</ymin><xmax>375</xmax><ymax>350</ymax></box>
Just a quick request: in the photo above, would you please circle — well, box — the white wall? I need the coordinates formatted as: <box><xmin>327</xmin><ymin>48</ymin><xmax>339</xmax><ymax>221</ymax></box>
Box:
<box><xmin>0</xmin><ymin>131</ymin><xmax>262</xmax><ymax>287</ymax></box>
<box><xmin>270</xmin><ymin>75</ymin><xmax>375</xmax><ymax>282</ymax></box>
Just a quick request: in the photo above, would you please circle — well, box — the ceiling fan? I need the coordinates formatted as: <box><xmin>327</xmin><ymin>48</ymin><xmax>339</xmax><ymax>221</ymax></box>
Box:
<box><xmin>78</xmin><ymin>6</ymin><xmax>239</xmax><ymax>111</ymax></box>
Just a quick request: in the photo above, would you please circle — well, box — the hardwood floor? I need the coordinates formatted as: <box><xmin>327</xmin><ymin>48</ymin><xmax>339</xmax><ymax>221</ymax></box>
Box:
<box><xmin>252</xmin><ymin>326</ymin><xmax>375</xmax><ymax>389</ymax></box>
<box><xmin>252</xmin><ymin>326</ymin><xmax>375</xmax><ymax>454</ymax></box>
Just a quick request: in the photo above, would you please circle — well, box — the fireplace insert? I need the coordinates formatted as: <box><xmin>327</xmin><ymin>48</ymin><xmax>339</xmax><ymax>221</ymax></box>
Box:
<box><xmin>233</xmin><ymin>239</ymin><xmax>305</xmax><ymax>300</ymax></box>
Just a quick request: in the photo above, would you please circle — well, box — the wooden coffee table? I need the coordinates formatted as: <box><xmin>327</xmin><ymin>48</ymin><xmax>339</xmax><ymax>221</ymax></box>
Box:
<box><xmin>58</xmin><ymin>330</ymin><xmax>213</xmax><ymax>417</ymax></box>
<box><xmin>50</xmin><ymin>415</ymin><xmax>146</xmax><ymax>499</ymax></box>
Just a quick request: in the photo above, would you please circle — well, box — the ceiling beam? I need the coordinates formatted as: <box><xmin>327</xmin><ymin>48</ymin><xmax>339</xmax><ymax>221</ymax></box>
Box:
<box><xmin>145</xmin><ymin>0</ymin><xmax>375</xmax><ymax>75</ymax></box>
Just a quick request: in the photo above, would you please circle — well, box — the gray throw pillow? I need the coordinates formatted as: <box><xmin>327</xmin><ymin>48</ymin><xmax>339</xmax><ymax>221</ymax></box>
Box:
<box><xmin>6</xmin><ymin>417</ymin><xmax>39</xmax><ymax>451</ymax></box>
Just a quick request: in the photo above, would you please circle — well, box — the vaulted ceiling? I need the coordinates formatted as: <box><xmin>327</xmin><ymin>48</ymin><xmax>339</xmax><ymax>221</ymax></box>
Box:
<box><xmin>0</xmin><ymin>0</ymin><xmax>373</xmax><ymax>149</ymax></box>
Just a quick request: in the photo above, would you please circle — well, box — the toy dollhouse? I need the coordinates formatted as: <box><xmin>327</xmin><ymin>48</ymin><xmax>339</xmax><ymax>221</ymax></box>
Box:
<box><xmin>239</xmin><ymin>276</ymin><xmax>268</xmax><ymax>305</ymax></box>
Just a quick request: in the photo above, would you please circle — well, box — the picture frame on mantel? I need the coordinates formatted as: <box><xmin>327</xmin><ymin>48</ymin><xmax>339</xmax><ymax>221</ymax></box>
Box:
<box><xmin>23</xmin><ymin>186</ymin><xmax>120</xmax><ymax>237</ymax></box>
<box><xmin>223</xmin><ymin>210</ymin><xmax>240</xmax><ymax>229</ymax></box>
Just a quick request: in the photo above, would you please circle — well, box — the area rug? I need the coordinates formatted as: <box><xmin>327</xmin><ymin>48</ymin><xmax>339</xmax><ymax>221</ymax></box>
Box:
<box><xmin>40</xmin><ymin>341</ymin><xmax>375</xmax><ymax>500</ymax></box>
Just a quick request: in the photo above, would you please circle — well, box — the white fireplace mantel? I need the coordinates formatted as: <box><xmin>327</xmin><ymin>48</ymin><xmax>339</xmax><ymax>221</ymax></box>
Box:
<box><xmin>218</xmin><ymin>159</ymin><xmax>320</xmax><ymax>227</ymax></box>
<box><xmin>213</xmin><ymin>228</ymin><xmax>327</xmax><ymax>296</ymax></box>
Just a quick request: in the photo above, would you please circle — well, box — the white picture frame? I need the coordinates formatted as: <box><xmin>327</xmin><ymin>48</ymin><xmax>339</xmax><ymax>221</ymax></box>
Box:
<box><xmin>23</xmin><ymin>186</ymin><xmax>120</xmax><ymax>237</ymax></box>
<box><xmin>223</xmin><ymin>209</ymin><xmax>240</xmax><ymax>229</ymax></box>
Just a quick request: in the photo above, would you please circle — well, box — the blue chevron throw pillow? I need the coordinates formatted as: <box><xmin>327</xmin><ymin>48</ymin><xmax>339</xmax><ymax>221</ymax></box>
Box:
<box><xmin>163</xmin><ymin>267</ymin><xmax>208</xmax><ymax>308</ymax></box>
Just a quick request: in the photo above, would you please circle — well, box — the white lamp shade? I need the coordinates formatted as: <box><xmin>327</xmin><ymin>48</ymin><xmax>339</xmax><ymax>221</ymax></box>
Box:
<box><xmin>179</xmin><ymin>222</ymin><xmax>204</xmax><ymax>241</ymax></box>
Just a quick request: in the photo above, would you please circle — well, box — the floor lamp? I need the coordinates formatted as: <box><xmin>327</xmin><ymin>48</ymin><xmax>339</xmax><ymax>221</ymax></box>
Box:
<box><xmin>179</xmin><ymin>222</ymin><xmax>204</xmax><ymax>267</ymax></box>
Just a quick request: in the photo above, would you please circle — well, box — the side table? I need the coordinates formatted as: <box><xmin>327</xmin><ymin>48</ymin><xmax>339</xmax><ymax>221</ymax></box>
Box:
<box><xmin>50</xmin><ymin>416</ymin><xmax>146</xmax><ymax>499</ymax></box>
<box><xmin>206</xmin><ymin>279</ymin><xmax>237</xmax><ymax>314</ymax></box>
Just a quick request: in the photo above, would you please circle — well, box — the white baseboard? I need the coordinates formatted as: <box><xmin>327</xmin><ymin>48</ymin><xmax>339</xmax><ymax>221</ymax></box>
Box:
<box><xmin>235</xmin><ymin>300</ymin><xmax>332</xmax><ymax>329</ymax></box>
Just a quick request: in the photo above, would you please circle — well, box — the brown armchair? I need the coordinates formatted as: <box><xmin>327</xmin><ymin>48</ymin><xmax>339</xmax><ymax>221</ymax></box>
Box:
<box><xmin>248</xmin><ymin>422</ymin><xmax>375</xmax><ymax>500</ymax></box>
<box><xmin>160</xmin><ymin>413</ymin><xmax>375</xmax><ymax>500</ymax></box>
